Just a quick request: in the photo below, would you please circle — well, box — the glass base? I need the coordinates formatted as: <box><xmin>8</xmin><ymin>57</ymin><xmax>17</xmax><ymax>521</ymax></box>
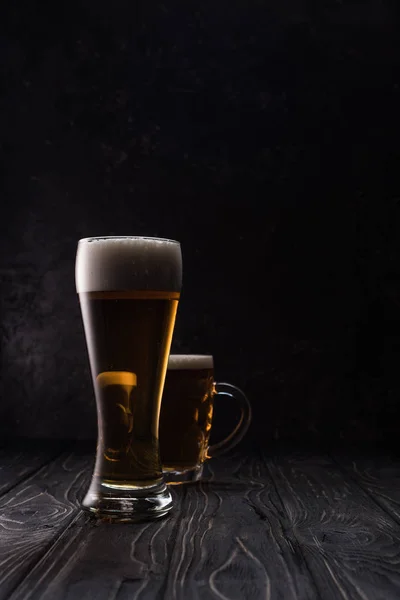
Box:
<box><xmin>163</xmin><ymin>464</ymin><xmax>204</xmax><ymax>485</ymax></box>
<box><xmin>82</xmin><ymin>480</ymin><xmax>173</xmax><ymax>522</ymax></box>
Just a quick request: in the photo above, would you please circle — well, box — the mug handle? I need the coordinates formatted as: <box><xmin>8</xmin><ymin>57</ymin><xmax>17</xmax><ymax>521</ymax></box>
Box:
<box><xmin>207</xmin><ymin>382</ymin><xmax>252</xmax><ymax>458</ymax></box>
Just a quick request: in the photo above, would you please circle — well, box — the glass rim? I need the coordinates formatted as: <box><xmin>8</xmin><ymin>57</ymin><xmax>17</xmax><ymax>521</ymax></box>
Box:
<box><xmin>78</xmin><ymin>236</ymin><xmax>180</xmax><ymax>245</ymax></box>
<box><xmin>167</xmin><ymin>355</ymin><xmax>215</xmax><ymax>370</ymax></box>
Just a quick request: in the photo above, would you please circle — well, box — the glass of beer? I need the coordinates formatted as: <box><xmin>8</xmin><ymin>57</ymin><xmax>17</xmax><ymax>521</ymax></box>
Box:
<box><xmin>159</xmin><ymin>355</ymin><xmax>252</xmax><ymax>484</ymax></box>
<box><xmin>75</xmin><ymin>236</ymin><xmax>182</xmax><ymax>521</ymax></box>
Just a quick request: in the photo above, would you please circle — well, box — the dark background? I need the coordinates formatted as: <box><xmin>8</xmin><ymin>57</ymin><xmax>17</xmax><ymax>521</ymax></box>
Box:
<box><xmin>1</xmin><ymin>0</ymin><xmax>399</xmax><ymax>447</ymax></box>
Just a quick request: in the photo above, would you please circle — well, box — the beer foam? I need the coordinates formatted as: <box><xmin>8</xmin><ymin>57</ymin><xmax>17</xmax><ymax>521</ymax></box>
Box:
<box><xmin>75</xmin><ymin>236</ymin><xmax>182</xmax><ymax>293</ymax></box>
<box><xmin>168</xmin><ymin>355</ymin><xmax>214</xmax><ymax>370</ymax></box>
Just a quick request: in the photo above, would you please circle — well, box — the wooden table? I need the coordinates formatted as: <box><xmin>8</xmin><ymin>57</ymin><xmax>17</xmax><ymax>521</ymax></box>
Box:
<box><xmin>1</xmin><ymin>441</ymin><xmax>400</xmax><ymax>599</ymax></box>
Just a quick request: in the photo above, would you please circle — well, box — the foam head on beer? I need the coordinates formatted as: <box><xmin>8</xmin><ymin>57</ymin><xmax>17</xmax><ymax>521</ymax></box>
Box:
<box><xmin>168</xmin><ymin>355</ymin><xmax>214</xmax><ymax>370</ymax></box>
<box><xmin>75</xmin><ymin>236</ymin><xmax>182</xmax><ymax>293</ymax></box>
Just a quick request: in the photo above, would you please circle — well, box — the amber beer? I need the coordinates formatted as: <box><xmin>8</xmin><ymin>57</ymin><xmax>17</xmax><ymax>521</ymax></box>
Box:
<box><xmin>75</xmin><ymin>237</ymin><xmax>182</xmax><ymax>520</ymax></box>
<box><xmin>159</xmin><ymin>355</ymin><xmax>215</xmax><ymax>472</ymax></box>
<box><xmin>159</xmin><ymin>354</ymin><xmax>252</xmax><ymax>484</ymax></box>
<box><xmin>79</xmin><ymin>290</ymin><xmax>179</xmax><ymax>484</ymax></box>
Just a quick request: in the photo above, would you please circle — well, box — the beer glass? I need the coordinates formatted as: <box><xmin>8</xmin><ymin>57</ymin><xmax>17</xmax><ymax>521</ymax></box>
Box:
<box><xmin>159</xmin><ymin>355</ymin><xmax>251</xmax><ymax>484</ymax></box>
<box><xmin>75</xmin><ymin>236</ymin><xmax>182</xmax><ymax>521</ymax></box>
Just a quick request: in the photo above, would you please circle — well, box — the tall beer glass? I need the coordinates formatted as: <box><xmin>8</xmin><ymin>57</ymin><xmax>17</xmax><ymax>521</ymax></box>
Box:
<box><xmin>75</xmin><ymin>236</ymin><xmax>182</xmax><ymax>521</ymax></box>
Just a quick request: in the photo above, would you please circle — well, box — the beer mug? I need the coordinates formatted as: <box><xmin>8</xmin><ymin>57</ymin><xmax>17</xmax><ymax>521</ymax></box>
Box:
<box><xmin>159</xmin><ymin>355</ymin><xmax>252</xmax><ymax>484</ymax></box>
<box><xmin>75</xmin><ymin>236</ymin><xmax>182</xmax><ymax>521</ymax></box>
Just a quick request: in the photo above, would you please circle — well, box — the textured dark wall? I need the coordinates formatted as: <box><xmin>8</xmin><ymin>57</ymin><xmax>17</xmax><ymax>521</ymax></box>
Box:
<box><xmin>1</xmin><ymin>0</ymin><xmax>399</xmax><ymax>445</ymax></box>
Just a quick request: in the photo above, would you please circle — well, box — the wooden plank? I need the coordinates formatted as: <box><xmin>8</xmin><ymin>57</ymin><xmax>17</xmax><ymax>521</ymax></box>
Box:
<box><xmin>10</xmin><ymin>450</ymin><xmax>317</xmax><ymax>600</ymax></box>
<box><xmin>0</xmin><ymin>442</ymin><xmax>66</xmax><ymax>497</ymax></box>
<box><xmin>266</xmin><ymin>450</ymin><xmax>400</xmax><ymax>600</ymax></box>
<box><xmin>13</xmin><ymin>449</ymin><xmax>400</xmax><ymax>600</ymax></box>
<box><xmin>162</xmin><ymin>451</ymin><xmax>318</xmax><ymax>600</ymax></box>
<box><xmin>10</xmin><ymin>485</ymin><xmax>187</xmax><ymax>600</ymax></box>
<box><xmin>0</xmin><ymin>450</ymin><xmax>92</xmax><ymax>600</ymax></box>
<box><xmin>332</xmin><ymin>452</ymin><xmax>400</xmax><ymax>526</ymax></box>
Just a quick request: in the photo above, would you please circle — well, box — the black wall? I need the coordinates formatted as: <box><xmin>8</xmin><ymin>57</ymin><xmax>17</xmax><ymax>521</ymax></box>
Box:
<box><xmin>1</xmin><ymin>0</ymin><xmax>399</xmax><ymax>447</ymax></box>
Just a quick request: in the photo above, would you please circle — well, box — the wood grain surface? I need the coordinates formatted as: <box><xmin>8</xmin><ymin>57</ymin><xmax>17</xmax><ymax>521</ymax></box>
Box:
<box><xmin>333</xmin><ymin>452</ymin><xmax>400</xmax><ymax>526</ymax></box>
<box><xmin>163</xmin><ymin>452</ymin><xmax>317</xmax><ymax>600</ymax></box>
<box><xmin>8</xmin><ymin>448</ymin><xmax>318</xmax><ymax>600</ymax></box>
<box><xmin>0</xmin><ymin>442</ymin><xmax>66</xmax><ymax>497</ymax></box>
<box><xmin>2</xmin><ymin>443</ymin><xmax>400</xmax><ymax>600</ymax></box>
<box><xmin>11</xmin><ymin>487</ymin><xmax>186</xmax><ymax>600</ymax></box>
<box><xmin>0</xmin><ymin>450</ymin><xmax>91</xmax><ymax>599</ymax></box>
<box><xmin>266</xmin><ymin>450</ymin><xmax>400</xmax><ymax>600</ymax></box>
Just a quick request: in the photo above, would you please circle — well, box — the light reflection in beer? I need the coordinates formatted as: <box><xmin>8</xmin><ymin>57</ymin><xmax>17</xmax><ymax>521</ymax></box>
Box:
<box><xmin>96</xmin><ymin>371</ymin><xmax>137</xmax><ymax>462</ymax></box>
